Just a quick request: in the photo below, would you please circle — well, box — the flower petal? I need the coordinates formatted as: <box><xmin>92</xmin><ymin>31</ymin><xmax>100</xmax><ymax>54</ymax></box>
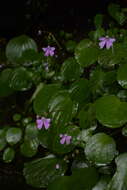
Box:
<box><xmin>60</xmin><ymin>136</ymin><xmax>66</xmax><ymax>144</ymax></box>
<box><xmin>43</xmin><ymin>118</ymin><xmax>51</xmax><ymax>129</ymax></box>
<box><xmin>99</xmin><ymin>41</ymin><xmax>106</xmax><ymax>49</ymax></box>
<box><xmin>65</xmin><ymin>136</ymin><xmax>72</xmax><ymax>145</ymax></box>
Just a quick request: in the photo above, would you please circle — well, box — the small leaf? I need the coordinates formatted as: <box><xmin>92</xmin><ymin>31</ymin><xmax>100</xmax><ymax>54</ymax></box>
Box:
<box><xmin>3</xmin><ymin>147</ymin><xmax>15</xmax><ymax>163</ymax></box>
<box><xmin>0</xmin><ymin>69</ymin><xmax>14</xmax><ymax>97</ymax></box>
<box><xmin>20</xmin><ymin>139</ymin><xmax>39</xmax><ymax>157</ymax></box>
<box><xmin>6</xmin><ymin>127</ymin><xmax>22</xmax><ymax>145</ymax></box>
<box><xmin>117</xmin><ymin>64</ymin><xmax>127</xmax><ymax>89</ymax></box>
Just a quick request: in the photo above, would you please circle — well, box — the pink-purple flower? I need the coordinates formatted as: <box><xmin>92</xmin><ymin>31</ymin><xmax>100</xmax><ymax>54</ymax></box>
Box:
<box><xmin>60</xmin><ymin>134</ymin><xmax>72</xmax><ymax>145</ymax></box>
<box><xmin>55</xmin><ymin>164</ymin><xmax>60</xmax><ymax>169</ymax></box>
<box><xmin>42</xmin><ymin>46</ymin><xmax>55</xmax><ymax>56</ymax></box>
<box><xmin>36</xmin><ymin>116</ymin><xmax>51</xmax><ymax>130</ymax></box>
<box><xmin>99</xmin><ymin>36</ymin><xmax>116</xmax><ymax>49</ymax></box>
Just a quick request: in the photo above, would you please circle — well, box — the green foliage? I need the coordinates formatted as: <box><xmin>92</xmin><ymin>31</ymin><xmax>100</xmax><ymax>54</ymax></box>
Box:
<box><xmin>75</xmin><ymin>39</ymin><xmax>100</xmax><ymax>67</ymax></box>
<box><xmin>3</xmin><ymin>147</ymin><xmax>15</xmax><ymax>163</ymax></box>
<box><xmin>6</xmin><ymin>127</ymin><xmax>22</xmax><ymax>145</ymax></box>
<box><xmin>95</xmin><ymin>95</ymin><xmax>127</xmax><ymax>128</ymax></box>
<box><xmin>23</xmin><ymin>155</ymin><xmax>67</xmax><ymax>188</ymax></box>
<box><xmin>6</xmin><ymin>35</ymin><xmax>37</xmax><ymax>64</ymax></box>
<box><xmin>107</xmin><ymin>153</ymin><xmax>127</xmax><ymax>190</ymax></box>
<box><xmin>85</xmin><ymin>133</ymin><xmax>117</xmax><ymax>165</ymax></box>
<box><xmin>1</xmin><ymin>3</ymin><xmax>127</xmax><ymax>189</ymax></box>
<box><xmin>48</xmin><ymin>167</ymin><xmax>99</xmax><ymax>190</ymax></box>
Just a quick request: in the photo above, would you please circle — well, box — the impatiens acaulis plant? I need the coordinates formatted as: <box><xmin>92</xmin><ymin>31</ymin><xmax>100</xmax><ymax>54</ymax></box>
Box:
<box><xmin>1</xmin><ymin>3</ymin><xmax>127</xmax><ymax>190</ymax></box>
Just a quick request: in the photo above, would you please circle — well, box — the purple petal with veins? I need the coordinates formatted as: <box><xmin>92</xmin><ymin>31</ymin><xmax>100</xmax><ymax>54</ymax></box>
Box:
<box><xmin>43</xmin><ymin>118</ymin><xmax>51</xmax><ymax>129</ymax></box>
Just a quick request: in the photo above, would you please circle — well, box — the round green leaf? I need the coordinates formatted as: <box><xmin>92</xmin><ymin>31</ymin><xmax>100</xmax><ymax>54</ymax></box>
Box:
<box><xmin>23</xmin><ymin>155</ymin><xmax>67</xmax><ymax>188</ymax></box>
<box><xmin>20</xmin><ymin>139</ymin><xmax>39</xmax><ymax>157</ymax></box>
<box><xmin>117</xmin><ymin>64</ymin><xmax>127</xmax><ymax>89</ymax></box>
<box><xmin>33</xmin><ymin>84</ymin><xmax>61</xmax><ymax>115</ymax></box>
<box><xmin>61</xmin><ymin>57</ymin><xmax>82</xmax><ymax>81</ymax></box>
<box><xmin>3</xmin><ymin>147</ymin><xmax>15</xmax><ymax>163</ymax></box>
<box><xmin>65</xmin><ymin>40</ymin><xmax>77</xmax><ymax>52</ymax></box>
<box><xmin>0</xmin><ymin>69</ymin><xmax>14</xmax><ymax>97</ymax></box>
<box><xmin>6</xmin><ymin>35</ymin><xmax>37</xmax><ymax>63</ymax></box>
<box><xmin>75</xmin><ymin>39</ymin><xmax>99</xmax><ymax>68</ymax></box>
<box><xmin>85</xmin><ymin>133</ymin><xmax>117</xmax><ymax>165</ymax></box>
<box><xmin>25</xmin><ymin>122</ymin><xmax>38</xmax><ymax>140</ymax></box>
<box><xmin>6</xmin><ymin>127</ymin><xmax>22</xmax><ymax>145</ymax></box>
<box><xmin>9</xmin><ymin>67</ymin><xmax>32</xmax><ymax>91</ymax></box>
<box><xmin>95</xmin><ymin>95</ymin><xmax>127</xmax><ymax>128</ymax></box>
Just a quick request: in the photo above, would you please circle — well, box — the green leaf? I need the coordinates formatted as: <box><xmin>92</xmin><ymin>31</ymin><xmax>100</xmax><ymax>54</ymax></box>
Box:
<box><xmin>12</xmin><ymin>113</ymin><xmax>21</xmax><ymax>121</ymax></box>
<box><xmin>25</xmin><ymin>122</ymin><xmax>39</xmax><ymax>140</ymax></box>
<box><xmin>90</xmin><ymin>68</ymin><xmax>105</xmax><ymax>96</ymax></box>
<box><xmin>95</xmin><ymin>95</ymin><xmax>127</xmax><ymax>128</ymax></box>
<box><xmin>48</xmin><ymin>167</ymin><xmax>99</xmax><ymax>190</ymax></box>
<box><xmin>65</xmin><ymin>40</ymin><xmax>77</xmax><ymax>52</ymax></box>
<box><xmin>61</xmin><ymin>57</ymin><xmax>82</xmax><ymax>81</ymax></box>
<box><xmin>23</xmin><ymin>155</ymin><xmax>67</xmax><ymax>188</ymax></box>
<box><xmin>0</xmin><ymin>69</ymin><xmax>14</xmax><ymax>97</ymax></box>
<box><xmin>75</xmin><ymin>39</ymin><xmax>100</xmax><ymax>68</ymax></box>
<box><xmin>49</xmin><ymin>91</ymin><xmax>74</xmax><ymax>127</ymax></box>
<box><xmin>33</xmin><ymin>84</ymin><xmax>61</xmax><ymax>115</ymax></box>
<box><xmin>6</xmin><ymin>127</ymin><xmax>22</xmax><ymax>145</ymax></box>
<box><xmin>94</xmin><ymin>14</ymin><xmax>103</xmax><ymax>28</ymax></box>
<box><xmin>108</xmin><ymin>3</ymin><xmax>126</xmax><ymax>25</ymax></box>
<box><xmin>98</xmin><ymin>43</ymin><xmax>127</xmax><ymax>68</ymax></box>
<box><xmin>20</xmin><ymin>139</ymin><xmax>39</xmax><ymax>157</ymax></box>
<box><xmin>122</xmin><ymin>126</ymin><xmax>127</xmax><ymax>136</ymax></box>
<box><xmin>52</xmin><ymin>125</ymin><xmax>80</xmax><ymax>154</ymax></box>
<box><xmin>69</xmin><ymin>78</ymin><xmax>90</xmax><ymax>106</ymax></box>
<box><xmin>17</xmin><ymin>49</ymin><xmax>43</xmax><ymax>67</ymax></box>
<box><xmin>117</xmin><ymin>64</ymin><xmax>127</xmax><ymax>89</ymax></box>
<box><xmin>107</xmin><ymin>153</ymin><xmax>127</xmax><ymax>190</ymax></box>
<box><xmin>78</xmin><ymin>104</ymin><xmax>96</xmax><ymax>129</ymax></box>
<box><xmin>6</xmin><ymin>35</ymin><xmax>37</xmax><ymax>63</ymax></box>
<box><xmin>92</xmin><ymin>175</ymin><xmax>111</xmax><ymax>190</ymax></box>
<box><xmin>0</xmin><ymin>129</ymin><xmax>7</xmax><ymax>151</ymax></box>
<box><xmin>8</xmin><ymin>67</ymin><xmax>32</xmax><ymax>91</ymax></box>
<box><xmin>85</xmin><ymin>133</ymin><xmax>117</xmax><ymax>165</ymax></box>
<box><xmin>3</xmin><ymin>147</ymin><xmax>15</xmax><ymax>163</ymax></box>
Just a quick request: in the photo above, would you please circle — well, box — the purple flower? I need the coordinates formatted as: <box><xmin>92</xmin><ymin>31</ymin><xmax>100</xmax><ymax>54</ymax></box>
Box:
<box><xmin>60</xmin><ymin>134</ymin><xmax>72</xmax><ymax>145</ymax></box>
<box><xmin>99</xmin><ymin>36</ymin><xmax>116</xmax><ymax>49</ymax></box>
<box><xmin>55</xmin><ymin>164</ymin><xmax>60</xmax><ymax>169</ymax></box>
<box><xmin>36</xmin><ymin>116</ymin><xmax>51</xmax><ymax>130</ymax></box>
<box><xmin>42</xmin><ymin>46</ymin><xmax>55</xmax><ymax>56</ymax></box>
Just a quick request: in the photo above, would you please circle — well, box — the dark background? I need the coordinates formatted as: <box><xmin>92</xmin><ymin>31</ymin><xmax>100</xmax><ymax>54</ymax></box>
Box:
<box><xmin>0</xmin><ymin>0</ymin><xmax>126</xmax><ymax>38</ymax></box>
